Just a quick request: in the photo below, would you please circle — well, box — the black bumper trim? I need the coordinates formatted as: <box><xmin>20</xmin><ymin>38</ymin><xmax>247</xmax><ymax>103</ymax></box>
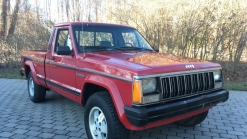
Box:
<box><xmin>124</xmin><ymin>89</ymin><xmax>229</xmax><ymax>127</ymax></box>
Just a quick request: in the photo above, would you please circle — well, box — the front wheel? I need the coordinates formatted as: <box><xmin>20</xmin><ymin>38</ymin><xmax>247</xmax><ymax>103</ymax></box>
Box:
<box><xmin>84</xmin><ymin>92</ymin><xmax>129</xmax><ymax>139</ymax></box>
<box><xmin>176</xmin><ymin>110</ymin><xmax>208</xmax><ymax>127</ymax></box>
<box><xmin>27</xmin><ymin>72</ymin><xmax>46</xmax><ymax>103</ymax></box>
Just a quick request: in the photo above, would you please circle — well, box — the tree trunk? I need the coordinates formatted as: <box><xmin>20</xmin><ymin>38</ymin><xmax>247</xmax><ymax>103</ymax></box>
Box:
<box><xmin>57</xmin><ymin>0</ymin><xmax>60</xmax><ymax>22</ymax></box>
<box><xmin>6</xmin><ymin>0</ymin><xmax>10</xmax><ymax>12</ymax></box>
<box><xmin>94</xmin><ymin>0</ymin><xmax>98</xmax><ymax>21</ymax></box>
<box><xmin>71</xmin><ymin>0</ymin><xmax>75</xmax><ymax>21</ymax></box>
<box><xmin>0</xmin><ymin>0</ymin><xmax>7</xmax><ymax>40</ymax></box>
<box><xmin>232</xmin><ymin>31</ymin><xmax>247</xmax><ymax>72</ymax></box>
<box><xmin>7</xmin><ymin>0</ymin><xmax>21</xmax><ymax>40</ymax></box>
<box><xmin>65</xmin><ymin>0</ymin><xmax>69</xmax><ymax>21</ymax></box>
<box><xmin>60</xmin><ymin>0</ymin><xmax>64</xmax><ymax>21</ymax></box>
<box><xmin>75</xmin><ymin>0</ymin><xmax>80</xmax><ymax>21</ymax></box>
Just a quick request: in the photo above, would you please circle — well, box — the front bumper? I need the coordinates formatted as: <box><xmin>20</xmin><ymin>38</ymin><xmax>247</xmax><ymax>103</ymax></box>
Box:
<box><xmin>124</xmin><ymin>89</ymin><xmax>229</xmax><ymax>127</ymax></box>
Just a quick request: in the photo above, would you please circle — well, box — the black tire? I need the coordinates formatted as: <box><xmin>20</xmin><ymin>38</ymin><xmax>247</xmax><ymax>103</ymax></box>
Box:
<box><xmin>27</xmin><ymin>72</ymin><xmax>46</xmax><ymax>103</ymax></box>
<box><xmin>84</xmin><ymin>91</ymin><xmax>129</xmax><ymax>139</ymax></box>
<box><xmin>176</xmin><ymin>110</ymin><xmax>208</xmax><ymax>127</ymax></box>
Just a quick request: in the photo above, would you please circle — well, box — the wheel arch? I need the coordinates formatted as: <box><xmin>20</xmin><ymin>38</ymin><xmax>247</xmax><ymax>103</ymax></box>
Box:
<box><xmin>24</xmin><ymin>61</ymin><xmax>42</xmax><ymax>85</ymax></box>
<box><xmin>81</xmin><ymin>75</ymin><xmax>130</xmax><ymax>128</ymax></box>
<box><xmin>24</xmin><ymin>64</ymin><xmax>31</xmax><ymax>78</ymax></box>
<box><xmin>82</xmin><ymin>82</ymin><xmax>108</xmax><ymax>106</ymax></box>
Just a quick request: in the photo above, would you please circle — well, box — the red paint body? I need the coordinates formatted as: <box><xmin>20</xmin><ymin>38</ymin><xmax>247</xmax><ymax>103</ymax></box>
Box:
<box><xmin>21</xmin><ymin>22</ymin><xmax>223</xmax><ymax>130</ymax></box>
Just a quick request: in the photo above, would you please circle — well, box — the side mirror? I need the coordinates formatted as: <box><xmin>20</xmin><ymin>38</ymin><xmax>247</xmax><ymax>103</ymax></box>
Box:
<box><xmin>57</xmin><ymin>46</ymin><xmax>72</xmax><ymax>55</ymax></box>
<box><xmin>152</xmin><ymin>46</ymin><xmax>159</xmax><ymax>52</ymax></box>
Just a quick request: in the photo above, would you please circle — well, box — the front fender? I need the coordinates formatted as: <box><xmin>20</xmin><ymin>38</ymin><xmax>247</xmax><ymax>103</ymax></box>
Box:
<box><xmin>82</xmin><ymin>75</ymin><xmax>133</xmax><ymax>129</ymax></box>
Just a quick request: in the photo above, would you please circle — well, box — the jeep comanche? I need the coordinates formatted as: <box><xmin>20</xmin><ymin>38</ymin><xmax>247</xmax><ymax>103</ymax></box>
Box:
<box><xmin>20</xmin><ymin>22</ymin><xmax>229</xmax><ymax>139</ymax></box>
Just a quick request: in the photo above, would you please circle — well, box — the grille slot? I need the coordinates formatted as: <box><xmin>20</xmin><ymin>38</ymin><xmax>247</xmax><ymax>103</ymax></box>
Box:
<box><xmin>161</xmin><ymin>72</ymin><xmax>215</xmax><ymax>100</ymax></box>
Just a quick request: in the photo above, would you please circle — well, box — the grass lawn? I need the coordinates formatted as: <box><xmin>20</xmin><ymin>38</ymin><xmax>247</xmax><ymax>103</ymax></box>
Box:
<box><xmin>0</xmin><ymin>69</ymin><xmax>25</xmax><ymax>79</ymax></box>
<box><xmin>224</xmin><ymin>81</ymin><xmax>247</xmax><ymax>91</ymax></box>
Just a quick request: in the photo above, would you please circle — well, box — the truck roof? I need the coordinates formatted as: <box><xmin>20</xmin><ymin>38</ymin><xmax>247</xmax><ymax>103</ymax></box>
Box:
<box><xmin>54</xmin><ymin>22</ymin><xmax>135</xmax><ymax>29</ymax></box>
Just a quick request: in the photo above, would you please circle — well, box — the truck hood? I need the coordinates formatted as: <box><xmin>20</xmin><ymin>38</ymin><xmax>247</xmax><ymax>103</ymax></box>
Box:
<box><xmin>84</xmin><ymin>51</ymin><xmax>221</xmax><ymax>75</ymax></box>
<box><xmin>128</xmin><ymin>52</ymin><xmax>204</xmax><ymax>66</ymax></box>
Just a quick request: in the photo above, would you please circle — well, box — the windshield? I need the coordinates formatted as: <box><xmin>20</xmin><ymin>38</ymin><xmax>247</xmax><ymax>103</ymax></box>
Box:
<box><xmin>72</xmin><ymin>25</ymin><xmax>153</xmax><ymax>52</ymax></box>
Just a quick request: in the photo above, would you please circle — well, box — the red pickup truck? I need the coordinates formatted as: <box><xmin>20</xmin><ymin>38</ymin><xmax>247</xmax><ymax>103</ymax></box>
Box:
<box><xmin>20</xmin><ymin>22</ymin><xmax>229</xmax><ymax>139</ymax></box>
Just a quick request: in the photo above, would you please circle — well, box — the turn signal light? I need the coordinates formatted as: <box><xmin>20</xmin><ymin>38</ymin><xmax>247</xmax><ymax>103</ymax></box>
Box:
<box><xmin>133</xmin><ymin>80</ymin><xmax>142</xmax><ymax>103</ymax></box>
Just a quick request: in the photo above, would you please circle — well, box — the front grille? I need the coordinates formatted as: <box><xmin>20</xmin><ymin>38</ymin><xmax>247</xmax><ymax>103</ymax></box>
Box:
<box><xmin>160</xmin><ymin>72</ymin><xmax>214</xmax><ymax>100</ymax></box>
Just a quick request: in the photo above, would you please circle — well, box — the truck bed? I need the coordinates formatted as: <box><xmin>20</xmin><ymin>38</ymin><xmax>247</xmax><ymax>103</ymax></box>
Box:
<box><xmin>22</xmin><ymin>50</ymin><xmax>47</xmax><ymax>58</ymax></box>
<box><xmin>21</xmin><ymin>50</ymin><xmax>47</xmax><ymax>85</ymax></box>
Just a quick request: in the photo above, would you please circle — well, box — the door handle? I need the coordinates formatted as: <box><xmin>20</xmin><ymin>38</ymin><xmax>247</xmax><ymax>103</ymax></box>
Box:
<box><xmin>47</xmin><ymin>56</ymin><xmax>55</xmax><ymax>60</ymax></box>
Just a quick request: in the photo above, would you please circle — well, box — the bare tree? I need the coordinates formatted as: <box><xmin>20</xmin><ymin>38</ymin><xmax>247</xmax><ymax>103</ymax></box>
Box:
<box><xmin>65</xmin><ymin>0</ymin><xmax>70</xmax><ymax>21</ymax></box>
<box><xmin>0</xmin><ymin>0</ymin><xmax>247</xmax><ymax>71</ymax></box>
<box><xmin>0</xmin><ymin>0</ymin><xmax>7</xmax><ymax>40</ymax></box>
<box><xmin>7</xmin><ymin>0</ymin><xmax>21</xmax><ymax>39</ymax></box>
<box><xmin>45</xmin><ymin>0</ymin><xmax>51</xmax><ymax>20</ymax></box>
<box><xmin>94</xmin><ymin>0</ymin><xmax>99</xmax><ymax>21</ymax></box>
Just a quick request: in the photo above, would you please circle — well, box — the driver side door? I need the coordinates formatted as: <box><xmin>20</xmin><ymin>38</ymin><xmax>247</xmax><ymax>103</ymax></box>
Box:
<box><xmin>46</xmin><ymin>27</ymin><xmax>78</xmax><ymax>101</ymax></box>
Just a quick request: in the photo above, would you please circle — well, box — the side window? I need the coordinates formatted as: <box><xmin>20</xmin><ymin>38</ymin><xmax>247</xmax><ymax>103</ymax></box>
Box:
<box><xmin>122</xmin><ymin>32</ymin><xmax>138</xmax><ymax>47</ymax></box>
<box><xmin>55</xmin><ymin>29</ymin><xmax>72</xmax><ymax>53</ymax></box>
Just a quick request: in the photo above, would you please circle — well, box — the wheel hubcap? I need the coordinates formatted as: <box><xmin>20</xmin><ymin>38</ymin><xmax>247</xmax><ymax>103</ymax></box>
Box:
<box><xmin>89</xmin><ymin>106</ymin><xmax>107</xmax><ymax>139</ymax></box>
<box><xmin>29</xmin><ymin>77</ymin><xmax>34</xmax><ymax>97</ymax></box>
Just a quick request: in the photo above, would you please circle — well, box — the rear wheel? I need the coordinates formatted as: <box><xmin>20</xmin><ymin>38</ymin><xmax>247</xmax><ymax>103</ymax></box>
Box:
<box><xmin>84</xmin><ymin>91</ymin><xmax>129</xmax><ymax>139</ymax></box>
<box><xmin>176</xmin><ymin>110</ymin><xmax>208</xmax><ymax>127</ymax></box>
<box><xmin>28</xmin><ymin>72</ymin><xmax>46</xmax><ymax>103</ymax></box>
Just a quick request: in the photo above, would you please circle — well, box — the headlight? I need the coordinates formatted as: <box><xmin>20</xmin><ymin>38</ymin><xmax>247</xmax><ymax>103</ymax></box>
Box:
<box><xmin>142</xmin><ymin>78</ymin><xmax>156</xmax><ymax>93</ymax></box>
<box><xmin>132</xmin><ymin>78</ymin><xmax>159</xmax><ymax>104</ymax></box>
<box><xmin>213</xmin><ymin>70</ymin><xmax>222</xmax><ymax>81</ymax></box>
<box><xmin>213</xmin><ymin>70</ymin><xmax>223</xmax><ymax>89</ymax></box>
